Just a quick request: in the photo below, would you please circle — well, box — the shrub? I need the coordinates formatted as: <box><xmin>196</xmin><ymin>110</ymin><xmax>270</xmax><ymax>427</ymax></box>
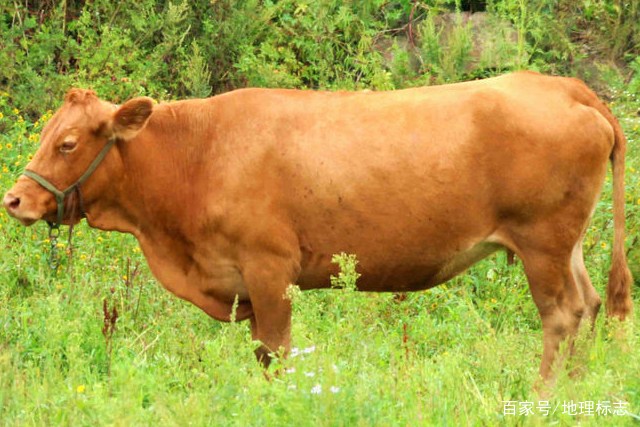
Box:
<box><xmin>0</xmin><ymin>0</ymin><xmax>638</xmax><ymax>115</ymax></box>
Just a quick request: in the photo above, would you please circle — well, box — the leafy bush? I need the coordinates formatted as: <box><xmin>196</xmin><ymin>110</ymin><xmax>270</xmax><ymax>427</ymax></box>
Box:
<box><xmin>1</xmin><ymin>0</ymin><xmax>638</xmax><ymax>117</ymax></box>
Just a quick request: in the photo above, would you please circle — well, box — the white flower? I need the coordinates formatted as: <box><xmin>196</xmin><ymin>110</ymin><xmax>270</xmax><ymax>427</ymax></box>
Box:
<box><xmin>311</xmin><ymin>384</ymin><xmax>322</xmax><ymax>394</ymax></box>
<box><xmin>285</xmin><ymin>367</ymin><xmax>296</xmax><ymax>374</ymax></box>
<box><xmin>304</xmin><ymin>371</ymin><xmax>316</xmax><ymax>377</ymax></box>
<box><xmin>330</xmin><ymin>386</ymin><xmax>340</xmax><ymax>394</ymax></box>
<box><xmin>302</xmin><ymin>346</ymin><xmax>316</xmax><ymax>354</ymax></box>
<box><xmin>290</xmin><ymin>345</ymin><xmax>315</xmax><ymax>359</ymax></box>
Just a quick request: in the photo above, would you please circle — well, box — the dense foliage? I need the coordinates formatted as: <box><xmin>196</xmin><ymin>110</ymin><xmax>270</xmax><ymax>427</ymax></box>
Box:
<box><xmin>1</xmin><ymin>0</ymin><xmax>639</xmax><ymax>117</ymax></box>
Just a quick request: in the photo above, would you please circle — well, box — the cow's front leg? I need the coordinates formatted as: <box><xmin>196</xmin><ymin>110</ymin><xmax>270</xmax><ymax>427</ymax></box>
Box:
<box><xmin>249</xmin><ymin>313</ymin><xmax>290</xmax><ymax>368</ymax></box>
<box><xmin>242</xmin><ymin>255</ymin><xmax>299</xmax><ymax>368</ymax></box>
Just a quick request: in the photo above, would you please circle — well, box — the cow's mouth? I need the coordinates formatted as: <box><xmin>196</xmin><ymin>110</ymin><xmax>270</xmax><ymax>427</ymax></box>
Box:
<box><xmin>6</xmin><ymin>211</ymin><xmax>40</xmax><ymax>226</ymax></box>
<box><xmin>17</xmin><ymin>217</ymin><xmax>38</xmax><ymax>226</ymax></box>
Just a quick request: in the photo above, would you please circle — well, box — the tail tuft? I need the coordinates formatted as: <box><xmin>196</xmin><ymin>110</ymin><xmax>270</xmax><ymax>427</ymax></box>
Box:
<box><xmin>606</xmin><ymin>250</ymin><xmax>633</xmax><ymax>319</ymax></box>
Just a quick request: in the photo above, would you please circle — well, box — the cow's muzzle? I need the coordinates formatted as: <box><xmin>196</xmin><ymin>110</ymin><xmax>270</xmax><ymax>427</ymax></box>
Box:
<box><xmin>3</xmin><ymin>190</ymin><xmax>39</xmax><ymax>226</ymax></box>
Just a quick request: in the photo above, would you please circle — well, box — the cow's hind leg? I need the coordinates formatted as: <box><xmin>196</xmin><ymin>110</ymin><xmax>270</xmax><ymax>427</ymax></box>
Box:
<box><xmin>520</xmin><ymin>247</ymin><xmax>586</xmax><ymax>382</ymax></box>
<box><xmin>571</xmin><ymin>241</ymin><xmax>602</xmax><ymax>327</ymax></box>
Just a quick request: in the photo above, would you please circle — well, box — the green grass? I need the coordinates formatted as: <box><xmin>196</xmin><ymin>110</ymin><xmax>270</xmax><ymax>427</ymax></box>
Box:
<box><xmin>0</xmin><ymin>90</ymin><xmax>639</xmax><ymax>426</ymax></box>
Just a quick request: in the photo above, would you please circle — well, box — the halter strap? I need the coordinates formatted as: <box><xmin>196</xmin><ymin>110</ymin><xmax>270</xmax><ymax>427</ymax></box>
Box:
<box><xmin>22</xmin><ymin>136</ymin><xmax>118</xmax><ymax>227</ymax></box>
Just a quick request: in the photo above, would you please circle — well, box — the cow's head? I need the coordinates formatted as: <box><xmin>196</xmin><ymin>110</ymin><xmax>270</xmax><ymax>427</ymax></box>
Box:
<box><xmin>3</xmin><ymin>89</ymin><xmax>154</xmax><ymax>226</ymax></box>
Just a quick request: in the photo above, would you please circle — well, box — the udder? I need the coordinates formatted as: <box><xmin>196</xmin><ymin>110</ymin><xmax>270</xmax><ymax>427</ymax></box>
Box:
<box><xmin>430</xmin><ymin>241</ymin><xmax>503</xmax><ymax>286</ymax></box>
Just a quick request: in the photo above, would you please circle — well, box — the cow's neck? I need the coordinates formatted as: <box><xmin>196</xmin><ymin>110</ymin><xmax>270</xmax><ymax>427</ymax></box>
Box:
<box><xmin>83</xmin><ymin>102</ymin><xmax>217</xmax><ymax>243</ymax></box>
<box><xmin>80</xmin><ymin>102</ymin><xmax>249</xmax><ymax>321</ymax></box>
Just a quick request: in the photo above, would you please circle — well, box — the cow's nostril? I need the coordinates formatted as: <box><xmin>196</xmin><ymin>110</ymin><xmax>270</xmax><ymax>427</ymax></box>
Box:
<box><xmin>3</xmin><ymin>193</ymin><xmax>21</xmax><ymax>211</ymax></box>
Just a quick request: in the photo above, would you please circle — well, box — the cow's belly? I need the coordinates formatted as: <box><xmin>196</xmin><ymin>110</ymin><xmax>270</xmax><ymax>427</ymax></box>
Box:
<box><xmin>296</xmin><ymin>238</ymin><xmax>504</xmax><ymax>292</ymax></box>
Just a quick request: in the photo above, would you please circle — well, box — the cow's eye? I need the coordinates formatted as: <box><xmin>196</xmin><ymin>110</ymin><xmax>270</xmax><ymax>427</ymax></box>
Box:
<box><xmin>59</xmin><ymin>141</ymin><xmax>77</xmax><ymax>153</ymax></box>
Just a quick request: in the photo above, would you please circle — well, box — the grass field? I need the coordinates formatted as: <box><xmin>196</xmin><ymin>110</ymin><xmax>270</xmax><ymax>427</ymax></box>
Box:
<box><xmin>0</xmin><ymin>86</ymin><xmax>639</xmax><ymax>426</ymax></box>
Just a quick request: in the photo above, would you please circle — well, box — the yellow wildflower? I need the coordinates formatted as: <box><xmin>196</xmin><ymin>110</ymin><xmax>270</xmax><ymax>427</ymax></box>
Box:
<box><xmin>12</xmin><ymin>108</ymin><xmax>19</xmax><ymax>115</ymax></box>
<box><xmin>5</xmin><ymin>143</ymin><xmax>12</xmax><ymax>149</ymax></box>
<box><xmin>600</xmin><ymin>242</ymin><xmax>607</xmax><ymax>249</ymax></box>
<box><xmin>14</xmin><ymin>160</ymin><xmax>20</xmax><ymax>166</ymax></box>
<box><xmin>56</xmin><ymin>242</ymin><xmax>65</xmax><ymax>249</ymax></box>
<box><xmin>0</xmin><ymin>112</ymin><xmax>3</xmax><ymax>119</ymax></box>
<box><xmin>2</xmin><ymin>166</ymin><xmax>8</xmax><ymax>173</ymax></box>
<box><xmin>76</xmin><ymin>385</ymin><xmax>86</xmax><ymax>393</ymax></box>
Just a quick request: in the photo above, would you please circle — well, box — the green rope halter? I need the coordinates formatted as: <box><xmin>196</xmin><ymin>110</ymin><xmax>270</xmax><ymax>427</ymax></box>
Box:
<box><xmin>22</xmin><ymin>136</ymin><xmax>117</xmax><ymax>228</ymax></box>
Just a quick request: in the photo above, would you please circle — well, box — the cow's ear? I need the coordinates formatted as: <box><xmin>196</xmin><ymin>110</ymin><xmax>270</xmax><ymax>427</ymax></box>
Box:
<box><xmin>112</xmin><ymin>97</ymin><xmax>154</xmax><ymax>140</ymax></box>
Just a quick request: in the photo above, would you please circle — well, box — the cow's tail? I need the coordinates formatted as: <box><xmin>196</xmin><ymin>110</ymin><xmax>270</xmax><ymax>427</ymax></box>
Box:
<box><xmin>597</xmin><ymin>101</ymin><xmax>633</xmax><ymax>320</ymax></box>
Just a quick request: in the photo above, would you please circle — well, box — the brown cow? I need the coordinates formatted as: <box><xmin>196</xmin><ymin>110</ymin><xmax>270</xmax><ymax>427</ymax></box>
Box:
<box><xmin>3</xmin><ymin>72</ymin><xmax>633</xmax><ymax>382</ymax></box>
